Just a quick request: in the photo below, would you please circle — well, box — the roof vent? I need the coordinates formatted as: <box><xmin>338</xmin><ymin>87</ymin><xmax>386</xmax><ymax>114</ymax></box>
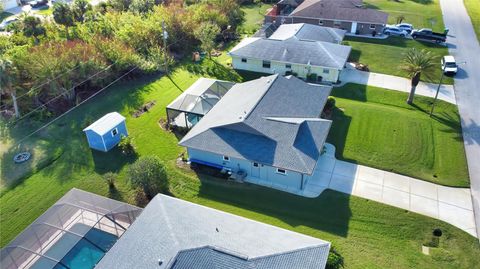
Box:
<box><xmin>158</xmin><ymin>259</ymin><xmax>163</xmax><ymax>266</ymax></box>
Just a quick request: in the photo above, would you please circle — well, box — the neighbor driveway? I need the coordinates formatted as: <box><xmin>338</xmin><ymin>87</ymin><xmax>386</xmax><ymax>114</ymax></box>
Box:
<box><xmin>338</xmin><ymin>65</ymin><xmax>457</xmax><ymax>104</ymax></box>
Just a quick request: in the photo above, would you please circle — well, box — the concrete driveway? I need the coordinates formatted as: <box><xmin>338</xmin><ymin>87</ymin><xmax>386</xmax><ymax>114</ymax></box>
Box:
<box><xmin>440</xmin><ymin>0</ymin><xmax>480</xmax><ymax>240</ymax></box>
<box><xmin>304</xmin><ymin>144</ymin><xmax>477</xmax><ymax>237</ymax></box>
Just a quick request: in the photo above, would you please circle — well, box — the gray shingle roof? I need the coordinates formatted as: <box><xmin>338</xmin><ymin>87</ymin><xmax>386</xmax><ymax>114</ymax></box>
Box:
<box><xmin>290</xmin><ymin>0</ymin><xmax>389</xmax><ymax>24</ymax></box>
<box><xmin>179</xmin><ymin>75</ymin><xmax>332</xmax><ymax>175</ymax></box>
<box><xmin>269</xmin><ymin>23</ymin><xmax>346</xmax><ymax>43</ymax></box>
<box><xmin>229</xmin><ymin>37</ymin><xmax>351</xmax><ymax>69</ymax></box>
<box><xmin>96</xmin><ymin>194</ymin><xmax>331</xmax><ymax>269</ymax></box>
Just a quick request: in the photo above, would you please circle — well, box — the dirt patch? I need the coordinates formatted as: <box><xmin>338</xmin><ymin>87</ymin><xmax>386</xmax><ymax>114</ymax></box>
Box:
<box><xmin>133</xmin><ymin>101</ymin><xmax>156</xmax><ymax>118</ymax></box>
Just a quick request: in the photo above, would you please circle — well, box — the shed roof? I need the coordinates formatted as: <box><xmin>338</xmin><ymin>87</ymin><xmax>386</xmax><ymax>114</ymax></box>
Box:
<box><xmin>179</xmin><ymin>75</ymin><xmax>332</xmax><ymax>175</ymax></box>
<box><xmin>83</xmin><ymin>112</ymin><xmax>126</xmax><ymax>135</ymax></box>
<box><xmin>96</xmin><ymin>194</ymin><xmax>330</xmax><ymax>269</ymax></box>
<box><xmin>229</xmin><ymin>37</ymin><xmax>351</xmax><ymax>70</ymax></box>
<box><xmin>269</xmin><ymin>23</ymin><xmax>346</xmax><ymax>43</ymax></box>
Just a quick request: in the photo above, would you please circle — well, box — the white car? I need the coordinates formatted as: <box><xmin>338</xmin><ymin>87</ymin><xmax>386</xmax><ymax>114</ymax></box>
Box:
<box><xmin>396</xmin><ymin>23</ymin><xmax>413</xmax><ymax>34</ymax></box>
<box><xmin>441</xmin><ymin>55</ymin><xmax>458</xmax><ymax>75</ymax></box>
<box><xmin>383</xmin><ymin>26</ymin><xmax>408</xmax><ymax>37</ymax></box>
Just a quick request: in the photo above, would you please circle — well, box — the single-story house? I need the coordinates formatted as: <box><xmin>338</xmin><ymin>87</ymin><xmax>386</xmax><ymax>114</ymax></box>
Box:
<box><xmin>83</xmin><ymin>112</ymin><xmax>128</xmax><ymax>152</ymax></box>
<box><xmin>228</xmin><ymin>30</ymin><xmax>351</xmax><ymax>83</ymax></box>
<box><xmin>268</xmin><ymin>23</ymin><xmax>346</xmax><ymax>43</ymax></box>
<box><xmin>179</xmin><ymin>74</ymin><xmax>332</xmax><ymax>191</ymax></box>
<box><xmin>265</xmin><ymin>0</ymin><xmax>389</xmax><ymax>35</ymax></box>
<box><xmin>166</xmin><ymin>78</ymin><xmax>235</xmax><ymax>129</ymax></box>
<box><xmin>97</xmin><ymin>193</ymin><xmax>331</xmax><ymax>269</ymax></box>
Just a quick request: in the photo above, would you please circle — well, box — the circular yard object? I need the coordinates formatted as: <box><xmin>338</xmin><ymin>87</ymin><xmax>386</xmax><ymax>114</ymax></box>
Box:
<box><xmin>13</xmin><ymin>152</ymin><xmax>31</xmax><ymax>164</ymax></box>
<box><xmin>433</xmin><ymin>228</ymin><xmax>443</xmax><ymax>237</ymax></box>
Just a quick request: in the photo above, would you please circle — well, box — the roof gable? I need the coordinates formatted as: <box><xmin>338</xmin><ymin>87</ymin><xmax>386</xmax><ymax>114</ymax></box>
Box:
<box><xmin>83</xmin><ymin>112</ymin><xmax>125</xmax><ymax>135</ymax></box>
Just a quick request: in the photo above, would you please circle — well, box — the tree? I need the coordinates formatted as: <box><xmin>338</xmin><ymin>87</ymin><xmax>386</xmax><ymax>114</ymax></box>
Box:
<box><xmin>402</xmin><ymin>48</ymin><xmax>437</xmax><ymax>104</ymax></box>
<box><xmin>0</xmin><ymin>59</ymin><xmax>20</xmax><ymax>118</ymax></box>
<box><xmin>396</xmin><ymin>15</ymin><xmax>405</xmax><ymax>24</ymax></box>
<box><xmin>128</xmin><ymin>156</ymin><xmax>168</xmax><ymax>199</ymax></box>
<box><xmin>53</xmin><ymin>2</ymin><xmax>75</xmax><ymax>39</ymax></box>
<box><xmin>22</xmin><ymin>16</ymin><xmax>46</xmax><ymax>44</ymax></box>
<box><xmin>129</xmin><ymin>0</ymin><xmax>155</xmax><ymax>14</ymax></box>
<box><xmin>194</xmin><ymin>21</ymin><xmax>220</xmax><ymax>58</ymax></box>
<box><xmin>72</xmin><ymin>0</ymin><xmax>92</xmax><ymax>23</ymax></box>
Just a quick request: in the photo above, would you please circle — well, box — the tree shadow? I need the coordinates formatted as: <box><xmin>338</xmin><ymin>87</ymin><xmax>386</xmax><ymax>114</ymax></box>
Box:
<box><xmin>91</xmin><ymin>147</ymin><xmax>138</xmax><ymax>174</ymax></box>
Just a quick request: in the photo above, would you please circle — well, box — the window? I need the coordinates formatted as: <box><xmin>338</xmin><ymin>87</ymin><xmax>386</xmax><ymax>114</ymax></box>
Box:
<box><xmin>370</xmin><ymin>24</ymin><xmax>376</xmax><ymax>29</ymax></box>
<box><xmin>111</xmin><ymin>128</ymin><xmax>118</xmax><ymax>136</ymax></box>
<box><xmin>319</xmin><ymin>20</ymin><xmax>324</xmax><ymax>25</ymax></box>
<box><xmin>253</xmin><ymin>162</ymin><xmax>259</xmax><ymax>167</ymax></box>
<box><xmin>262</xmin><ymin>60</ymin><xmax>271</xmax><ymax>68</ymax></box>
<box><xmin>276</xmin><ymin>168</ymin><xmax>287</xmax><ymax>175</ymax></box>
<box><xmin>323</xmin><ymin>69</ymin><xmax>330</xmax><ymax>74</ymax></box>
<box><xmin>223</xmin><ymin>156</ymin><xmax>230</xmax><ymax>161</ymax></box>
<box><xmin>241</xmin><ymin>58</ymin><xmax>247</xmax><ymax>63</ymax></box>
<box><xmin>334</xmin><ymin>21</ymin><xmax>341</xmax><ymax>26</ymax></box>
<box><xmin>285</xmin><ymin>64</ymin><xmax>291</xmax><ymax>69</ymax></box>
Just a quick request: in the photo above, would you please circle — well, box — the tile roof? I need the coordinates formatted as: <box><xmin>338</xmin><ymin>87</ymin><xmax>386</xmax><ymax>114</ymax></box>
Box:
<box><xmin>269</xmin><ymin>23</ymin><xmax>346</xmax><ymax>43</ymax></box>
<box><xmin>179</xmin><ymin>75</ymin><xmax>332</xmax><ymax>175</ymax></box>
<box><xmin>96</xmin><ymin>194</ymin><xmax>330</xmax><ymax>269</ymax></box>
<box><xmin>229</xmin><ymin>37</ymin><xmax>351</xmax><ymax>69</ymax></box>
<box><xmin>82</xmin><ymin>112</ymin><xmax>125</xmax><ymax>135</ymax></box>
<box><xmin>290</xmin><ymin>0</ymin><xmax>389</xmax><ymax>24</ymax></box>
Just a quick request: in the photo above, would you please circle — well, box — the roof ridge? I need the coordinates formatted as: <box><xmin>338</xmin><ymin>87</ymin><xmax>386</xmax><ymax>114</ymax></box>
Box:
<box><xmin>316</xmin><ymin>41</ymin><xmax>342</xmax><ymax>67</ymax></box>
<box><xmin>243</xmin><ymin>75</ymin><xmax>280</xmax><ymax>120</ymax></box>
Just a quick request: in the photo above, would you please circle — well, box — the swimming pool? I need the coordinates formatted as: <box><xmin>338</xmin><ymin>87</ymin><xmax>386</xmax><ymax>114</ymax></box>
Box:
<box><xmin>31</xmin><ymin>224</ymin><xmax>118</xmax><ymax>269</ymax></box>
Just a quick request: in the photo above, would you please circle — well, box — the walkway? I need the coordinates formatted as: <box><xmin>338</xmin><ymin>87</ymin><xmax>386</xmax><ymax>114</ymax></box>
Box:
<box><xmin>440</xmin><ymin>0</ymin><xmax>480</xmax><ymax>240</ymax></box>
<box><xmin>338</xmin><ymin>65</ymin><xmax>457</xmax><ymax>104</ymax></box>
<box><xmin>246</xmin><ymin>144</ymin><xmax>476</xmax><ymax>237</ymax></box>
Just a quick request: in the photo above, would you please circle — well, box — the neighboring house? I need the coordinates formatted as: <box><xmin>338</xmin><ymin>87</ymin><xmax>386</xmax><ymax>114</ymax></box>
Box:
<box><xmin>97</xmin><ymin>193</ymin><xmax>331</xmax><ymax>269</ymax></box>
<box><xmin>1</xmin><ymin>0</ymin><xmax>19</xmax><ymax>10</ymax></box>
<box><xmin>229</xmin><ymin>25</ymin><xmax>351</xmax><ymax>83</ymax></box>
<box><xmin>265</xmin><ymin>0</ymin><xmax>389</xmax><ymax>35</ymax></box>
<box><xmin>83</xmin><ymin>112</ymin><xmax>128</xmax><ymax>152</ymax></box>
<box><xmin>179</xmin><ymin>75</ymin><xmax>332</xmax><ymax>192</ymax></box>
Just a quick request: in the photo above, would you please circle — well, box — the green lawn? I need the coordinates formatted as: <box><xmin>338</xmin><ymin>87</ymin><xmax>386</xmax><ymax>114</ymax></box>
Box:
<box><xmin>344</xmin><ymin>36</ymin><xmax>453</xmax><ymax>84</ymax></box>
<box><xmin>365</xmin><ymin>0</ymin><xmax>445</xmax><ymax>32</ymax></box>
<box><xmin>238</xmin><ymin>3</ymin><xmax>272</xmax><ymax>35</ymax></box>
<box><xmin>328</xmin><ymin>83</ymin><xmax>469</xmax><ymax>187</ymax></box>
<box><xmin>35</xmin><ymin>7</ymin><xmax>53</xmax><ymax>16</ymax></box>
<box><xmin>0</xmin><ymin>58</ymin><xmax>477</xmax><ymax>267</ymax></box>
<box><xmin>0</xmin><ymin>11</ymin><xmax>14</xmax><ymax>22</ymax></box>
<box><xmin>464</xmin><ymin>0</ymin><xmax>480</xmax><ymax>43</ymax></box>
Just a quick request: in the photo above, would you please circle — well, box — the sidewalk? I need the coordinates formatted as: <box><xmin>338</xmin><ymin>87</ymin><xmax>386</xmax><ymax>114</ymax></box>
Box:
<box><xmin>338</xmin><ymin>65</ymin><xmax>457</xmax><ymax>104</ymax></box>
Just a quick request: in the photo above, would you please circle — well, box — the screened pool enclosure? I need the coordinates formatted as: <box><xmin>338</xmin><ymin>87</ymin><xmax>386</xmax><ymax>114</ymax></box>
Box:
<box><xmin>0</xmin><ymin>188</ymin><xmax>142</xmax><ymax>269</ymax></box>
<box><xmin>166</xmin><ymin>78</ymin><xmax>235</xmax><ymax>129</ymax></box>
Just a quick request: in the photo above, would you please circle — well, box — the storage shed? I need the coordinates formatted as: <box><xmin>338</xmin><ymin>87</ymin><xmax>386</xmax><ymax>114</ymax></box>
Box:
<box><xmin>83</xmin><ymin>112</ymin><xmax>128</xmax><ymax>152</ymax></box>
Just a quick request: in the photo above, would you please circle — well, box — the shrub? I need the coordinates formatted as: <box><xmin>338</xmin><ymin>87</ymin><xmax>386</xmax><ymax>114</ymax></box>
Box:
<box><xmin>326</xmin><ymin>247</ymin><xmax>344</xmax><ymax>269</ymax></box>
<box><xmin>103</xmin><ymin>172</ymin><xmax>117</xmax><ymax>189</ymax></box>
<box><xmin>118</xmin><ymin>135</ymin><xmax>135</xmax><ymax>155</ymax></box>
<box><xmin>134</xmin><ymin>187</ymin><xmax>149</xmax><ymax>207</ymax></box>
<box><xmin>325</xmin><ymin>96</ymin><xmax>336</xmax><ymax>111</ymax></box>
<box><xmin>128</xmin><ymin>156</ymin><xmax>168</xmax><ymax>199</ymax></box>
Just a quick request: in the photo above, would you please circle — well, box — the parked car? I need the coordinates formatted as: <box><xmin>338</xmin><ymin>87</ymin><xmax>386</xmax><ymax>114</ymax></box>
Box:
<box><xmin>441</xmin><ymin>55</ymin><xmax>458</xmax><ymax>75</ymax></box>
<box><xmin>29</xmin><ymin>0</ymin><xmax>48</xmax><ymax>8</ymax></box>
<box><xmin>0</xmin><ymin>18</ymin><xmax>18</xmax><ymax>31</ymax></box>
<box><xmin>383</xmin><ymin>26</ymin><xmax>408</xmax><ymax>37</ymax></box>
<box><xmin>411</xmin><ymin>28</ymin><xmax>447</xmax><ymax>43</ymax></box>
<box><xmin>396</xmin><ymin>23</ymin><xmax>413</xmax><ymax>34</ymax></box>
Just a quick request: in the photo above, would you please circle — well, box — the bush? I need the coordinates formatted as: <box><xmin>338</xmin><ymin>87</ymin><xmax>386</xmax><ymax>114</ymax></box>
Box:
<box><xmin>128</xmin><ymin>156</ymin><xmax>168</xmax><ymax>199</ymax></box>
<box><xmin>103</xmin><ymin>172</ymin><xmax>117</xmax><ymax>189</ymax></box>
<box><xmin>326</xmin><ymin>247</ymin><xmax>344</xmax><ymax>269</ymax></box>
<box><xmin>134</xmin><ymin>187</ymin><xmax>149</xmax><ymax>207</ymax></box>
<box><xmin>118</xmin><ymin>135</ymin><xmax>135</xmax><ymax>155</ymax></box>
<box><xmin>325</xmin><ymin>96</ymin><xmax>336</xmax><ymax>111</ymax></box>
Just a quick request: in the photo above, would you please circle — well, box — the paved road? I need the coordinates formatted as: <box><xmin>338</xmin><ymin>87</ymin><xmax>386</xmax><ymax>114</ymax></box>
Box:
<box><xmin>440</xmin><ymin>0</ymin><xmax>480</xmax><ymax>238</ymax></box>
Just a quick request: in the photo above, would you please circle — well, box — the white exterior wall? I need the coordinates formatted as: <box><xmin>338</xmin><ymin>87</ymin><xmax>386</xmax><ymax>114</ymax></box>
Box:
<box><xmin>2</xmin><ymin>0</ymin><xmax>18</xmax><ymax>10</ymax></box>
<box><xmin>187</xmin><ymin>148</ymin><xmax>304</xmax><ymax>189</ymax></box>
<box><xmin>231</xmin><ymin>56</ymin><xmax>340</xmax><ymax>82</ymax></box>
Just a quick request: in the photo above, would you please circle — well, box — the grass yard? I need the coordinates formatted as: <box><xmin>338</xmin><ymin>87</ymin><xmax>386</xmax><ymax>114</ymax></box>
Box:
<box><xmin>0</xmin><ymin>57</ymin><xmax>476</xmax><ymax>267</ymax></box>
<box><xmin>238</xmin><ymin>3</ymin><xmax>272</xmax><ymax>35</ymax></box>
<box><xmin>35</xmin><ymin>7</ymin><xmax>53</xmax><ymax>16</ymax></box>
<box><xmin>365</xmin><ymin>0</ymin><xmax>445</xmax><ymax>32</ymax></box>
<box><xmin>344</xmin><ymin>36</ymin><xmax>453</xmax><ymax>84</ymax></box>
<box><xmin>464</xmin><ymin>0</ymin><xmax>480</xmax><ymax>43</ymax></box>
<box><xmin>328</xmin><ymin>83</ymin><xmax>469</xmax><ymax>187</ymax></box>
<box><xmin>0</xmin><ymin>11</ymin><xmax>14</xmax><ymax>22</ymax></box>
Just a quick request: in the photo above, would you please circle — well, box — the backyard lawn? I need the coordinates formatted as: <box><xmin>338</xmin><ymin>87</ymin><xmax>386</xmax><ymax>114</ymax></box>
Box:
<box><xmin>365</xmin><ymin>0</ymin><xmax>445</xmax><ymax>32</ymax></box>
<box><xmin>328</xmin><ymin>83</ymin><xmax>469</xmax><ymax>187</ymax></box>
<box><xmin>344</xmin><ymin>36</ymin><xmax>453</xmax><ymax>84</ymax></box>
<box><xmin>464</xmin><ymin>0</ymin><xmax>480</xmax><ymax>42</ymax></box>
<box><xmin>238</xmin><ymin>2</ymin><xmax>272</xmax><ymax>35</ymax></box>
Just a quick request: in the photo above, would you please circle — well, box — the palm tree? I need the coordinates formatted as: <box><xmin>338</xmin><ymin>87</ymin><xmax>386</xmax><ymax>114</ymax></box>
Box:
<box><xmin>402</xmin><ymin>48</ymin><xmax>437</xmax><ymax>104</ymax></box>
<box><xmin>0</xmin><ymin>59</ymin><xmax>20</xmax><ymax>118</ymax></box>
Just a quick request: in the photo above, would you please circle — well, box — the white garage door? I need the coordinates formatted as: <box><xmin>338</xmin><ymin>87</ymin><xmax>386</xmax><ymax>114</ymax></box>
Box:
<box><xmin>2</xmin><ymin>0</ymin><xmax>18</xmax><ymax>10</ymax></box>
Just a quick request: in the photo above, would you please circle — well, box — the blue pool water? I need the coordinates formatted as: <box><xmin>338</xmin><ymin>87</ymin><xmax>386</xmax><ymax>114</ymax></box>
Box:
<box><xmin>31</xmin><ymin>224</ymin><xmax>118</xmax><ymax>269</ymax></box>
